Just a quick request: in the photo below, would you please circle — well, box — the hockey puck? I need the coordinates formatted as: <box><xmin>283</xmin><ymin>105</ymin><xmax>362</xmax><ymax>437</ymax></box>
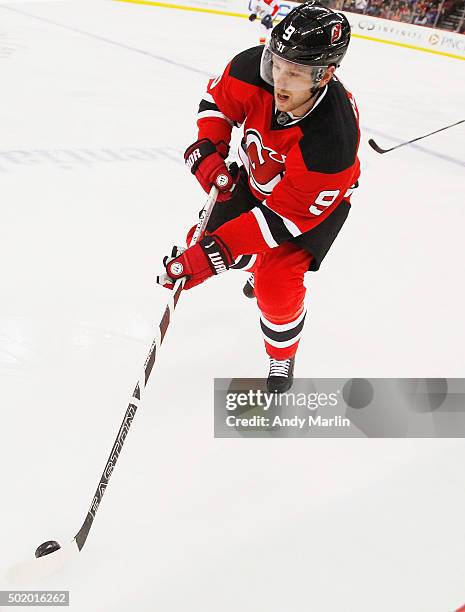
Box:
<box><xmin>35</xmin><ymin>540</ymin><xmax>61</xmax><ymax>558</ymax></box>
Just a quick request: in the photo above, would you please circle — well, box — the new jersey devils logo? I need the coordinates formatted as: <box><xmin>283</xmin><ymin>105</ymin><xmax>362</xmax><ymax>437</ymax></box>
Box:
<box><xmin>331</xmin><ymin>23</ymin><xmax>342</xmax><ymax>43</ymax></box>
<box><xmin>240</xmin><ymin>129</ymin><xmax>286</xmax><ymax>196</ymax></box>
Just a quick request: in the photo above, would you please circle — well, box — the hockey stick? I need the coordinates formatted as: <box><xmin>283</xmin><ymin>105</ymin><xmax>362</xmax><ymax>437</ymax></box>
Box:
<box><xmin>4</xmin><ymin>185</ymin><xmax>219</xmax><ymax>586</ymax></box>
<box><xmin>368</xmin><ymin>119</ymin><xmax>465</xmax><ymax>154</ymax></box>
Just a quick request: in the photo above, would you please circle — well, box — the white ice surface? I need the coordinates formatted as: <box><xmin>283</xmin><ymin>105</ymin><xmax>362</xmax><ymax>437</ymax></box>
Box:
<box><xmin>0</xmin><ymin>1</ymin><xmax>465</xmax><ymax>610</ymax></box>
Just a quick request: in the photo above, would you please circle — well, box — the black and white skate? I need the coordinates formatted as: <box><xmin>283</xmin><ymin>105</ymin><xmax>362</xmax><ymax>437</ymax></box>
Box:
<box><xmin>243</xmin><ymin>274</ymin><xmax>255</xmax><ymax>299</ymax></box>
<box><xmin>267</xmin><ymin>357</ymin><xmax>295</xmax><ymax>393</ymax></box>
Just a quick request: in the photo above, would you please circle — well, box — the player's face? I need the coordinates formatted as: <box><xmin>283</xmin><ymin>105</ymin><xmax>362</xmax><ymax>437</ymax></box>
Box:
<box><xmin>272</xmin><ymin>55</ymin><xmax>315</xmax><ymax>114</ymax></box>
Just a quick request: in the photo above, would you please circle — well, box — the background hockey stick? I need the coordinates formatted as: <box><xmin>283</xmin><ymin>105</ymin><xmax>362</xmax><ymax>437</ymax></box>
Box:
<box><xmin>368</xmin><ymin>119</ymin><xmax>464</xmax><ymax>154</ymax></box>
<box><xmin>4</xmin><ymin>185</ymin><xmax>219</xmax><ymax>586</ymax></box>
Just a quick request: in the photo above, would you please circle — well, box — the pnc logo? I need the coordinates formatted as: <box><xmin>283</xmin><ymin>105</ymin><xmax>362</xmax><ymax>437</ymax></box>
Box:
<box><xmin>429</xmin><ymin>34</ymin><xmax>440</xmax><ymax>45</ymax></box>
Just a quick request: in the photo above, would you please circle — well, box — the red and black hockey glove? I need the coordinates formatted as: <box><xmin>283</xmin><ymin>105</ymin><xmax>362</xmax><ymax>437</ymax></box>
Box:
<box><xmin>184</xmin><ymin>139</ymin><xmax>237</xmax><ymax>202</ymax></box>
<box><xmin>156</xmin><ymin>235</ymin><xmax>233</xmax><ymax>290</ymax></box>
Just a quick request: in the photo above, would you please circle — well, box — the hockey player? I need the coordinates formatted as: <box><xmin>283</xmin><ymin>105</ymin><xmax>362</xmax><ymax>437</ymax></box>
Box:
<box><xmin>248</xmin><ymin>0</ymin><xmax>279</xmax><ymax>44</ymax></box>
<box><xmin>157</xmin><ymin>1</ymin><xmax>361</xmax><ymax>393</ymax></box>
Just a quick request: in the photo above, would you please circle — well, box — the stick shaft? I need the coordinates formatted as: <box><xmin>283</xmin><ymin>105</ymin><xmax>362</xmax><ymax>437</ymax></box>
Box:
<box><xmin>369</xmin><ymin>119</ymin><xmax>465</xmax><ymax>154</ymax></box>
<box><xmin>75</xmin><ymin>186</ymin><xmax>219</xmax><ymax>550</ymax></box>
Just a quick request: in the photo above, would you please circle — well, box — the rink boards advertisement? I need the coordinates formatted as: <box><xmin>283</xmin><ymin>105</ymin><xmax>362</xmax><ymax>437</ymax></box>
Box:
<box><xmin>339</xmin><ymin>8</ymin><xmax>465</xmax><ymax>59</ymax></box>
<box><xmin>114</xmin><ymin>0</ymin><xmax>465</xmax><ymax>60</ymax></box>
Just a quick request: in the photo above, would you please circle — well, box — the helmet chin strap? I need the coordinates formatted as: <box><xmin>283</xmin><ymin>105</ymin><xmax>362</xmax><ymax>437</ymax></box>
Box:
<box><xmin>304</xmin><ymin>82</ymin><xmax>322</xmax><ymax>104</ymax></box>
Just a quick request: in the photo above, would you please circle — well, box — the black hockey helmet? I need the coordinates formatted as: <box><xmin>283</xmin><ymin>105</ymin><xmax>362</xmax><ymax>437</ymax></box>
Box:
<box><xmin>268</xmin><ymin>1</ymin><xmax>351</xmax><ymax>68</ymax></box>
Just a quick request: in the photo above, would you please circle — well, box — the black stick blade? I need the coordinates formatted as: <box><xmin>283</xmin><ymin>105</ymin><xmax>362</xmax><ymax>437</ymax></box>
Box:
<box><xmin>368</xmin><ymin>138</ymin><xmax>389</xmax><ymax>154</ymax></box>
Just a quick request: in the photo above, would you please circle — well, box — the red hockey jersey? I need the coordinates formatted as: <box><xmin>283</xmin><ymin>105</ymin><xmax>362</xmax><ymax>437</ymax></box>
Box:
<box><xmin>196</xmin><ymin>45</ymin><xmax>361</xmax><ymax>260</ymax></box>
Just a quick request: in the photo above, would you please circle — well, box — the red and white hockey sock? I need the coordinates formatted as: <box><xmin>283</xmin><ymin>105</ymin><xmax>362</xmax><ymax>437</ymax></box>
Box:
<box><xmin>260</xmin><ymin>309</ymin><xmax>307</xmax><ymax>360</ymax></box>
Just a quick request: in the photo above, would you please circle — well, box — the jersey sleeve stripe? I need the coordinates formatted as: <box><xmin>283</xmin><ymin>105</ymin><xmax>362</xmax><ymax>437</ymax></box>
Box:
<box><xmin>251</xmin><ymin>208</ymin><xmax>279</xmax><ymax>248</ymax></box>
<box><xmin>254</xmin><ymin>203</ymin><xmax>295</xmax><ymax>245</ymax></box>
<box><xmin>198</xmin><ymin>99</ymin><xmax>220</xmax><ymax>113</ymax></box>
<box><xmin>202</xmin><ymin>92</ymin><xmax>215</xmax><ymax>104</ymax></box>
<box><xmin>230</xmin><ymin>254</ymin><xmax>257</xmax><ymax>270</ymax></box>
<box><xmin>262</xmin><ymin>200</ymin><xmax>301</xmax><ymax>237</ymax></box>
<box><xmin>197</xmin><ymin>110</ymin><xmax>234</xmax><ymax>126</ymax></box>
<box><xmin>198</xmin><ymin>99</ymin><xmax>236</xmax><ymax>125</ymax></box>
